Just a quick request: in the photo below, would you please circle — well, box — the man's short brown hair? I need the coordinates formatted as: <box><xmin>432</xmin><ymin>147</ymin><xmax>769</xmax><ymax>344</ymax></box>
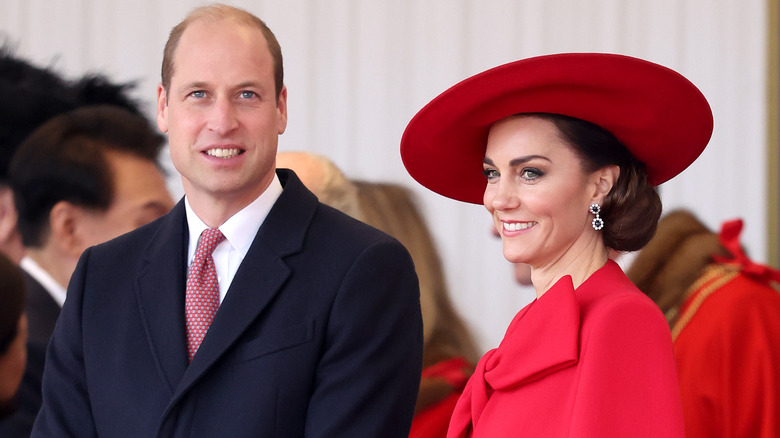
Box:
<box><xmin>160</xmin><ymin>4</ymin><xmax>283</xmax><ymax>98</ymax></box>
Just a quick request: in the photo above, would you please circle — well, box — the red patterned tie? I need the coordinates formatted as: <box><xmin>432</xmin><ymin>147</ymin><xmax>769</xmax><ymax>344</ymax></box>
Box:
<box><xmin>185</xmin><ymin>228</ymin><xmax>225</xmax><ymax>361</ymax></box>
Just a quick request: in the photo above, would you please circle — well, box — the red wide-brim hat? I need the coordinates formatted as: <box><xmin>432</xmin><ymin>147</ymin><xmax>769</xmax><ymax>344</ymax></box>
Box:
<box><xmin>400</xmin><ymin>53</ymin><xmax>714</xmax><ymax>204</ymax></box>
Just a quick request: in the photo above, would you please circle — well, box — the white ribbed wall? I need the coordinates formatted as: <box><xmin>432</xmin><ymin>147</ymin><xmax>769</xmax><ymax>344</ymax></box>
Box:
<box><xmin>0</xmin><ymin>0</ymin><xmax>768</xmax><ymax>352</ymax></box>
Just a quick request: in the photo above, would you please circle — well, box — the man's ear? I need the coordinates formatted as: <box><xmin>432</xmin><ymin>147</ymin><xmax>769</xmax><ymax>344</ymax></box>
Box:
<box><xmin>48</xmin><ymin>201</ymin><xmax>84</xmax><ymax>258</ymax></box>
<box><xmin>156</xmin><ymin>83</ymin><xmax>169</xmax><ymax>133</ymax></box>
<box><xmin>0</xmin><ymin>187</ymin><xmax>18</xmax><ymax>244</ymax></box>
<box><xmin>276</xmin><ymin>85</ymin><xmax>288</xmax><ymax>135</ymax></box>
<box><xmin>591</xmin><ymin>165</ymin><xmax>620</xmax><ymax>202</ymax></box>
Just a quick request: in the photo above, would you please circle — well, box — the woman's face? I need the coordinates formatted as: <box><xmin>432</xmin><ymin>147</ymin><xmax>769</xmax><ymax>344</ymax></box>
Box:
<box><xmin>483</xmin><ymin>116</ymin><xmax>601</xmax><ymax>268</ymax></box>
<box><xmin>0</xmin><ymin>314</ymin><xmax>27</xmax><ymax>402</ymax></box>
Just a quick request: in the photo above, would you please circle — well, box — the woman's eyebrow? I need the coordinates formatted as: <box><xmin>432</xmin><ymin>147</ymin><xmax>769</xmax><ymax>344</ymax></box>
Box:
<box><xmin>483</xmin><ymin>155</ymin><xmax>551</xmax><ymax>167</ymax></box>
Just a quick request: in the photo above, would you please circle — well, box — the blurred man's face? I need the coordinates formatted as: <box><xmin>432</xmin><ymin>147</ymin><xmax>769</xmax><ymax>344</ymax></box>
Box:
<box><xmin>74</xmin><ymin>150</ymin><xmax>173</xmax><ymax>251</ymax></box>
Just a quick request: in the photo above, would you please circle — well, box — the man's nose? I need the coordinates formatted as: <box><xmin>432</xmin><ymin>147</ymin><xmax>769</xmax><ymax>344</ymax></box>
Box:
<box><xmin>207</xmin><ymin>97</ymin><xmax>239</xmax><ymax>135</ymax></box>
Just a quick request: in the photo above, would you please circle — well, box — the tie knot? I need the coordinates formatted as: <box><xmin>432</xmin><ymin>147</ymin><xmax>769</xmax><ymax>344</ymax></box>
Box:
<box><xmin>196</xmin><ymin>228</ymin><xmax>225</xmax><ymax>257</ymax></box>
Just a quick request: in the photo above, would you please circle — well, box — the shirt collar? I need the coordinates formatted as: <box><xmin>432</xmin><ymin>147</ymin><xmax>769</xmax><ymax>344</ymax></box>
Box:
<box><xmin>185</xmin><ymin>173</ymin><xmax>283</xmax><ymax>263</ymax></box>
<box><xmin>20</xmin><ymin>256</ymin><xmax>68</xmax><ymax>307</ymax></box>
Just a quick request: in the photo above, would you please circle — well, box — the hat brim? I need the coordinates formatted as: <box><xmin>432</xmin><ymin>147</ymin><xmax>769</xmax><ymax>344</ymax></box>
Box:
<box><xmin>400</xmin><ymin>53</ymin><xmax>714</xmax><ymax>204</ymax></box>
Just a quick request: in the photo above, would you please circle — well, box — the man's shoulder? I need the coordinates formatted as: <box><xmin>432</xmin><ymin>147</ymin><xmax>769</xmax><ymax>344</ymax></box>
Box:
<box><xmin>311</xmin><ymin>202</ymin><xmax>398</xmax><ymax>247</ymax></box>
<box><xmin>271</xmin><ymin>169</ymin><xmax>402</xmax><ymax>250</ymax></box>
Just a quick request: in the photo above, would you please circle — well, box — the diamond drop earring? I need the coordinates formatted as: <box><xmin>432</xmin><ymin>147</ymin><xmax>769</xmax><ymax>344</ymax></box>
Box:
<box><xmin>589</xmin><ymin>203</ymin><xmax>604</xmax><ymax>231</ymax></box>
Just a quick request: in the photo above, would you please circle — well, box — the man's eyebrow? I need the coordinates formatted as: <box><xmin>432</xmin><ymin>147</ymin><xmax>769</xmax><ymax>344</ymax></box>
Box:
<box><xmin>180</xmin><ymin>81</ymin><xmax>209</xmax><ymax>89</ymax></box>
<box><xmin>234</xmin><ymin>81</ymin><xmax>263</xmax><ymax>89</ymax></box>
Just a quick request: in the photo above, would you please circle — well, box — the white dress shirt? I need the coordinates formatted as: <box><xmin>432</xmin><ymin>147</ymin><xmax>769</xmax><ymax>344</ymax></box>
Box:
<box><xmin>184</xmin><ymin>174</ymin><xmax>283</xmax><ymax>303</ymax></box>
<box><xmin>20</xmin><ymin>255</ymin><xmax>68</xmax><ymax>307</ymax></box>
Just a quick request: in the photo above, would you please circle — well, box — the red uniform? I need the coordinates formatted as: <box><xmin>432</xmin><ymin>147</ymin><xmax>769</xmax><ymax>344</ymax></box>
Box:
<box><xmin>673</xmin><ymin>220</ymin><xmax>780</xmax><ymax>438</ymax></box>
<box><xmin>409</xmin><ymin>357</ymin><xmax>471</xmax><ymax>438</ymax></box>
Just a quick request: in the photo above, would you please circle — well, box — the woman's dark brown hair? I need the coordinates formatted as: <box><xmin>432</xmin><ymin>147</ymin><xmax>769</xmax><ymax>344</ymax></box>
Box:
<box><xmin>525</xmin><ymin>113</ymin><xmax>662</xmax><ymax>251</ymax></box>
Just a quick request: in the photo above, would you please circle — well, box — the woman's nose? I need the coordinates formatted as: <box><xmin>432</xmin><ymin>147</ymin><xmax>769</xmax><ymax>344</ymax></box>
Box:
<box><xmin>487</xmin><ymin>179</ymin><xmax>520</xmax><ymax>211</ymax></box>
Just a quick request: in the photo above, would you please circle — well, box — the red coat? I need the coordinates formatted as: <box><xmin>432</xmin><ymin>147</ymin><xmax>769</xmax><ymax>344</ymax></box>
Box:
<box><xmin>448</xmin><ymin>260</ymin><xmax>684</xmax><ymax>437</ymax></box>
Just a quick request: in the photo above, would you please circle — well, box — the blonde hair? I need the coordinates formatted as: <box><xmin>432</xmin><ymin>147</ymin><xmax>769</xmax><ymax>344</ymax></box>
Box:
<box><xmin>354</xmin><ymin>181</ymin><xmax>479</xmax><ymax>366</ymax></box>
<box><xmin>275</xmin><ymin>151</ymin><xmax>363</xmax><ymax>220</ymax></box>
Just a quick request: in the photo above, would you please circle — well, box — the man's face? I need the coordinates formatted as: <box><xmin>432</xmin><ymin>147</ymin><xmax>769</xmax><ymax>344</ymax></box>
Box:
<box><xmin>156</xmin><ymin>18</ymin><xmax>287</xmax><ymax>209</ymax></box>
<box><xmin>75</xmin><ymin>150</ymin><xmax>173</xmax><ymax>251</ymax></box>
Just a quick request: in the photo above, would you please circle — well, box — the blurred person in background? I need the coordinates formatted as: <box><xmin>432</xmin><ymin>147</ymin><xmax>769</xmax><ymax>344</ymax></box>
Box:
<box><xmin>0</xmin><ymin>252</ymin><xmax>26</xmax><ymax>410</ymax></box>
<box><xmin>0</xmin><ymin>45</ymin><xmax>145</xmax><ymax>265</ymax></box>
<box><xmin>626</xmin><ymin>209</ymin><xmax>780</xmax><ymax>438</ymax></box>
<box><xmin>7</xmin><ymin>105</ymin><xmax>173</xmax><ymax>436</ymax></box>
<box><xmin>1</xmin><ymin>46</ymin><xmax>77</xmax><ymax>265</ymax></box>
<box><xmin>0</xmin><ymin>44</ymin><xmax>158</xmax><ymax>437</ymax></box>
<box><xmin>275</xmin><ymin>151</ymin><xmax>363</xmax><ymax>219</ymax></box>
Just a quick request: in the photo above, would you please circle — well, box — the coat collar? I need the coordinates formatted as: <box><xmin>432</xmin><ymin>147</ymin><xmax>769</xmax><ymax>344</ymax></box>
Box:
<box><xmin>136</xmin><ymin>169</ymin><xmax>318</xmax><ymax>403</ymax></box>
<box><xmin>448</xmin><ymin>274</ymin><xmax>581</xmax><ymax>436</ymax></box>
<box><xmin>484</xmin><ymin>272</ymin><xmax>580</xmax><ymax>390</ymax></box>
<box><xmin>449</xmin><ymin>260</ymin><xmax>624</xmax><ymax>436</ymax></box>
<box><xmin>136</xmin><ymin>199</ymin><xmax>190</xmax><ymax>394</ymax></box>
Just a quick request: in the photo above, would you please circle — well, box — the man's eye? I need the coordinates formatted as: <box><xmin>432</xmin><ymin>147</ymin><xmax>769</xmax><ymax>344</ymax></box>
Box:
<box><xmin>191</xmin><ymin>90</ymin><xmax>206</xmax><ymax>98</ymax></box>
<box><xmin>240</xmin><ymin>91</ymin><xmax>256</xmax><ymax>99</ymax></box>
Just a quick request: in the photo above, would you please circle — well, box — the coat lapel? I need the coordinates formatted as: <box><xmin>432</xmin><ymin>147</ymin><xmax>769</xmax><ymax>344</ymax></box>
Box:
<box><xmin>167</xmin><ymin>169</ymin><xmax>317</xmax><ymax>405</ymax></box>
<box><xmin>135</xmin><ymin>200</ymin><xmax>190</xmax><ymax>395</ymax></box>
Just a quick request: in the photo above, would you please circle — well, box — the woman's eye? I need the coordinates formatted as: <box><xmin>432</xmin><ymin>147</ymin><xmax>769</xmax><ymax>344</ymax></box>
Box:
<box><xmin>521</xmin><ymin>168</ymin><xmax>543</xmax><ymax>180</ymax></box>
<box><xmin>482</xmin><ymin>168</ymin><xmax>500</xmax><ymax>181</ymax></box>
